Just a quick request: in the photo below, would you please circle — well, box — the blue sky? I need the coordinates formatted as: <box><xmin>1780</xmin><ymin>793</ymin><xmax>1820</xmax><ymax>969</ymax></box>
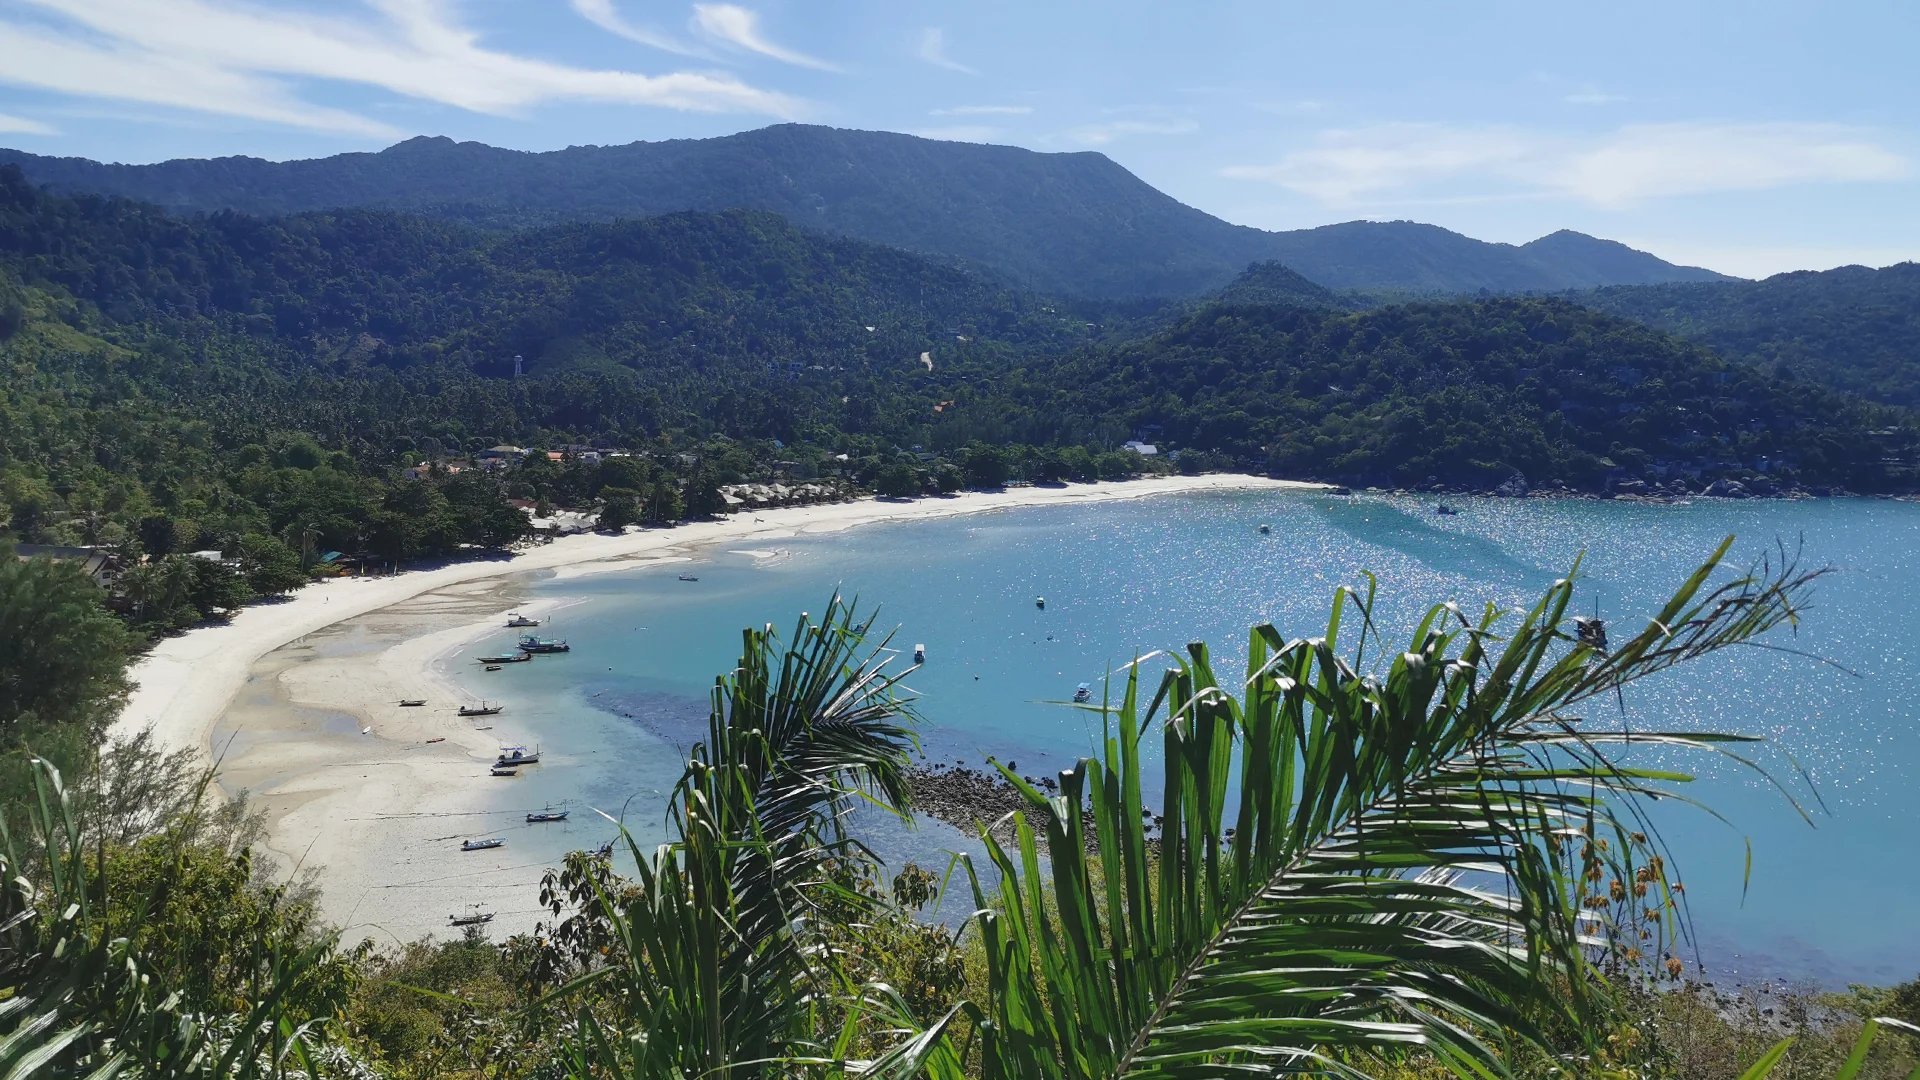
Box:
<box><xmin>0</xmin><ymin>0</ymin><xmax>1914</xmax><ymax>278</ymax></box>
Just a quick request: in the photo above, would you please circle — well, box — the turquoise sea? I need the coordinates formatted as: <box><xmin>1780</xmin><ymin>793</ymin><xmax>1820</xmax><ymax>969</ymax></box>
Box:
<box><xmin>452</xmin><ymin>490</ymin><xmax>1920</xmax><ymax>986</ymax></box>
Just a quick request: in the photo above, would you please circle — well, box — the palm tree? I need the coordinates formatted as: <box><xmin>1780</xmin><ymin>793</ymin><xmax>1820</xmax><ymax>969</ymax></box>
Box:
<box><xmin>557</xmin><ymin>595</ymin><xmax>952</xmax><ymax>1079</ymax></box>
<box><xmin>0</xmin><ymin>760</ymin><xmax>336</xmax><ymax>1079</ymax></box>
<box><xmin>948</xmin><ymin>538</ymin><xmax>1831</xmax><ymax>1078</ymax></box>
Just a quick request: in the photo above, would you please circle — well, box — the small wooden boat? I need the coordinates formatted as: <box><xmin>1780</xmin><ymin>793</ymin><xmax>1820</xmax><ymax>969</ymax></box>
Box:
<box><xmin>458</xmin><ymin>703</ymin><xmax>503</xmax><ymax>717</ymax></box>
<box><xmin>491</xmin><ymin>767</ymin><xmax>517</xmax><ymax>777</ymax></box>
<box><xmin>398</xmin><ymin>698</ymin><xmax>426</xmax><ymax>707</ymax></box>
<box><xmin>517</xmin><ymin>635</ymin><xmax>570</xmax><ymax>654</ymax></box>
<box><xmin>526</xmin><ymin>808</ymin><xmax>570</xmax><ymax>823</ymax></box>
<box><xmin>484</xmin><ymin>664</ymin><xmax>502</xmax><ymax>671</ymax></box>
<box><xmin>425</xmin><ymin>737</ymin><xmax>445</xmax><ymax>744</ymax></box>
<box><xmin>678</xmin><ymin>574</ymin><xmax>699</xmax><ymax>581</ymax></box>
<box><xmin>506</xmin><ymin>613</ymin><xmax>541</xmax><ymax>627</ymax></box>
<box><xmin>477</xmin><ymin>653</ymin><xmax>532</xmax><ymax>664</ymax></box>
<box><xmin>1073</xmin><ymin>683</ymin><xmax>1092</xmax><ymax>704</ymax></box>
<box><xmin>461</xmin><ymin>838</ymin><xmax>505</xmax><ymax>851</ymax></box>
<box><xmin>497</xmin><ymin>746</ymin><xmax>540</xmax><ymax>767</ymax></box>
<box><xmin>449</xmin><ymin>909</ymin><xmax>494</xmax><ymax>927</ymax></box>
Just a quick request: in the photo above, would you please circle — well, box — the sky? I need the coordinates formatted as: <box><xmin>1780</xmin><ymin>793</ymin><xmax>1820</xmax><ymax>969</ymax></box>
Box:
<box><xmin>0</xmin><ymin>0</ymin><xmax>1915</xmax><ymax>279</ymax></box>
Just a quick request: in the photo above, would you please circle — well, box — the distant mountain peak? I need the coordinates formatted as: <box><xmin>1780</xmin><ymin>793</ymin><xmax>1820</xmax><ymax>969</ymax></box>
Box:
<box><xmin>0</xmin><ymin>125</ymin><xmax>1729</xmax><ymax>297</ymax></box>
<box><xmin>1213</xmin><ymin>261</ymin><xmax>1345</xmax><ymax>309</ymax></box>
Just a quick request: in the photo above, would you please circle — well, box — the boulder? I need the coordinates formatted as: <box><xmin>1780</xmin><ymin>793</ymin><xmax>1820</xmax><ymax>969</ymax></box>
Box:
<box><xmin>1493</xmin><ymin>473</ymin><xmax>1528</xmax><ymax>498</ymax></box>
<box><xmin>1704</xmin><ymin>479</ymin><xmax>1750</xmax><ymax>498</ymax></box>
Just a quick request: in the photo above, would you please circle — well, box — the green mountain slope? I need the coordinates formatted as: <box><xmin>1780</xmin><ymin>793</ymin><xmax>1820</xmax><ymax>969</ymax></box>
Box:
<box><xmin>1580</xmin><ymin>263</ymin><xmax>1920</xmax><ymax>407</ymax></box>
<box><xmin>1023</xmin><ymin>296</ymin><xmax>1902</xmax><ymax>490</ymax></box>
<box><xmin>0</xmin><ymin>168</ymin><xmax>1903</xmax><ymax>510</ymax></box>
<box><xmin>0</xmin><ymin>125</ymin><xmax>1730</xmax><ymax>298</ymax></box>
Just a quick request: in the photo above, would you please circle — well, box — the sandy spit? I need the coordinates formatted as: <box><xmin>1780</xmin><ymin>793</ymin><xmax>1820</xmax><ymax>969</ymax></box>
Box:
<box><xmin>109</xmin><ymin>475</ymin><xmax>1321</xmax><ymax>942</ymax></box>
<box><xmin>113</xmin><ymin>475</ymin><xmax>1319</xmax><ymax>758</ymax></box>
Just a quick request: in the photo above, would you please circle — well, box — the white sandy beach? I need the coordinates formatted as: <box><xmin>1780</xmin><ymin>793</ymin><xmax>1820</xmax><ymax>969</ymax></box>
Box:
<box><xmin>112</xmin><ymin>475</ymin><xmax>1322</xmax><ymax>941</ymax></box>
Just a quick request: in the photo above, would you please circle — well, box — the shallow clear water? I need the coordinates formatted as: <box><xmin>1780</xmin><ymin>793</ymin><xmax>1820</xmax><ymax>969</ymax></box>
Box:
<box><xmin>453</xmin><ymin>490</ymin><xmax>1920</xmax><ymax>986</ymax></box>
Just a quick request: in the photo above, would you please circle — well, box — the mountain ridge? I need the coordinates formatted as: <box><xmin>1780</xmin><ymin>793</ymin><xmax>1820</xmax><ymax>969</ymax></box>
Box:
<box><xmin>0</xmin><ymin>125</ymin><xmax>1732</xmax><ymax>298</ymax></box>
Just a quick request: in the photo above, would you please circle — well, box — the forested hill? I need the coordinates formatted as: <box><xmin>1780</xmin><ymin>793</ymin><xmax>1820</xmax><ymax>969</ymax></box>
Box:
<box><xmin>1022</xmin><ymin>295</ymin><xmax>1904</xmax><ymax>491</ymax></box>
<box><xmin>0</xmin><ymin>125</ymin><xmax>1729</xmax><ymax>298</ymax></box>
<box><xmin>1578</xmin><ymin>263</ymin><xmax>1920</xmax><ymax>408</ymax></box>
<box><xmin>0</xmin><ymin>166</ymin><xmax>1909</xmax><ymax>543</ymax></box>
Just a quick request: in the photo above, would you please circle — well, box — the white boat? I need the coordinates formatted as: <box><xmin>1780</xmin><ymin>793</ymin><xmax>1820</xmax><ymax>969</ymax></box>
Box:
<box><xmin>497</xmin><ymin>746</ymin><xmax>541</xmax><ymax>767</ymax></box>
<box><xmin>461</xmin><ymin>838</ymin><xmax>505</xmax><ymax>851</ymax></box>
<box><xmin>1073</xmin><ymin>683</ymin><xmax>1092</xmax><ymax>704</ymax></box>
<box><xmin>913</xmin><ymin>643</ymin><xmax>926</xmax><ymax>663</ymax></box>
<box><xmin>506</xmin><ymin>613</ymin><xmax>541</xmax><ymax>627</ymax></box>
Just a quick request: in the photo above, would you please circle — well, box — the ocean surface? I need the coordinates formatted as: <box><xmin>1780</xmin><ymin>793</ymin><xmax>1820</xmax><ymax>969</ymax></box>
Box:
<box><xmin>450</xmin><ymin>490</ymin><xmax>1920</xmax><ymax>986</ymax></box>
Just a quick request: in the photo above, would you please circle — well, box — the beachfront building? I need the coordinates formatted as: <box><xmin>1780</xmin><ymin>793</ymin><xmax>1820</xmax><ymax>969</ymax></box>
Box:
<box><xmin>1123</xmin><ymin>440</ymin><xmax>1159</xmax><ymax>456</ymax></box>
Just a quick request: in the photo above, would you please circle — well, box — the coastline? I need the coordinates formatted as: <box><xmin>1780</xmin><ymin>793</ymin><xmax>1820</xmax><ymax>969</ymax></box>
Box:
<box><xmin>113</xmin><ymin>475</ymin><xmax>1321</xmax><ymax>941</ymax></box>
<box><xmin>111</xmin><ymin>474</ymin><xmax>1322</xmax><ymax>759</ymax></box>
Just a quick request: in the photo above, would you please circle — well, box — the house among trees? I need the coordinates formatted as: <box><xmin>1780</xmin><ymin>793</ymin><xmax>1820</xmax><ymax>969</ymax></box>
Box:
<box><xmin>13</xmin><ymin>544</ymin><xmax>124</xmax><ymax>585</ymax></box>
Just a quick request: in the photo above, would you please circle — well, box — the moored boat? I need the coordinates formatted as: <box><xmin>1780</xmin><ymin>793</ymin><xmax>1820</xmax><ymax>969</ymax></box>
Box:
<box><xmin>461</xmin><ymin>838</ymin><xmax>505</xmax><ymax>851</ymax></box>
<box><xmin>398</xmin><ymin>698</ymin><xmax>426</xmax><ymax>706</ymax></box>
<box><xmin>458</xmin><ymin>702</ymin><xmax>503</xmax><ymax>717</ymax></box>
<box><xmin>449</xmin><ymin>908</ymin><xmax>494</xmax><ymax>927</ymax></box>
<box><xmin>477</xmin><ymin>653</ymin><xmax>532</xmax><ymax>664</ymax></box>
<box><xmin>517</xmin><ymin>635</ymin><xmax>570</xmax><ymax>653</ymax></box>
<box><xmin>1073</xmin><ymin>683</ymin><xmax>1092</xmax><ymax>704</ymax></box>
<box><xmin>506</xmin><ymin>613</ymin><xmax>541</xmax><ymax>627</ymax></box>
<box><xmin>497</xmin><ymin>746</ymin><xmax>540</xmax><ymax>767</ymax></box>
<box><xmin>526</xmin><ymin>807</ymin><xmax>569</xmax><ymax>823</ymax></box>
<box><xmin>491</xmin><ymin>767</ymin><xmax>517</xmax><ymax>777</ymax></box>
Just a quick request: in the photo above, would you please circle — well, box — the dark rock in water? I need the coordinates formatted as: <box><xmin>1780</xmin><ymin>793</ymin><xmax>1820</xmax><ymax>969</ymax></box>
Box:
<box><xmin>588</xmin><ymin>688</ymin><xmax>709</xmax><ymax>743</ymax></box>
<box><xmin>1493</xmin><ymin>473</ymin><xmax>1528</xmax><ymax>498</ymax></box>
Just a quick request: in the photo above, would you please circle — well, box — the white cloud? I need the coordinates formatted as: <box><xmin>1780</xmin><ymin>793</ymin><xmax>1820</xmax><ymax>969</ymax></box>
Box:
<box><xmin>1066</xmin><ymin>119</ymin><xmax>1198</xmax><ymax>147</ymax></box>
<box><xmin>0</xmin><ymin>112</ymin><xmax>58</xmax><ymax>135</ymax></box>
<box><xmin>571</xmin><ymin>0</ymin><xmax>700</xmax><ymax>56</ymax></box>
<box><xmin>930</xmin><ymin>105</ymin><xmax>1031</xmax><ymax>117</ymax></box>
<box><xmin>0</xmin><ymin>0</ymin><xmax>803</xmax><ymax>138</ymax></box>
<box><xmin>690</xmin><ymin>4</ymin><xmax>838</xmax><ymax>72</ymax></box>
<box><xmin>915</xmin><ymin>125</ymin><xmax>999</xmax><ymax>143</ymax></box>
<box><xmin>1225</xmin><ymin>121</ymin><xmax>1911</xmax><ymax>207</ymax></box>
<box><xmin>917</xmin><ymin>28</ymin><xmax>977</xmax><ymax>75</ymax></box>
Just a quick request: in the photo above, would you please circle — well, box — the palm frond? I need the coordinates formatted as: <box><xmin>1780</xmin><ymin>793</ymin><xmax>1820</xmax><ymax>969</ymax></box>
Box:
<box><xmin>563</xmin><ymin>593</ymin><xmax>922</xmax><ymax>1078</ymax></box>
<box><xmin>957</xmin><ymin>537</ymin><xmax>1820</xmax><ymax>1079</ymax></box>
<box><xmin>0</xmin><ymin>758</ymin><xmax>335</xmax><ymax>1079</ymax></box>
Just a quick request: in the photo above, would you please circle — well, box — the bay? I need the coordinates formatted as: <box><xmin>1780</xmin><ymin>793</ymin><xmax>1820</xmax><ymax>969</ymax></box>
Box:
<box><xmin>451</xmin><ymin>489</ymin><xmax>1920</xmax><ymax>987</ymax></box>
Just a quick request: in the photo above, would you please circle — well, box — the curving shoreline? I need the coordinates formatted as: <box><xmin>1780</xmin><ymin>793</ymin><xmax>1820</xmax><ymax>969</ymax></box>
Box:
<box><xmin>112</xmin><ymin>475</ymin><xmax>1324</xmax><ymax>762</ymax></box>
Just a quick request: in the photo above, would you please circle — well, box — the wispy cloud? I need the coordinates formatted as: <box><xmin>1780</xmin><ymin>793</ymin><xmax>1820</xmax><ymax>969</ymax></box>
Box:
<box><xmin>916</xmin><ymin>125</ymin><xmax>999</xmax><ymax>143</ymax></box>
<box><xmin>1225</xmin><ymin>121</ymin><xmax>1911</xmax><ymax>206</ymax></box>
<box><xmin>0</xmin><ymin>0</ymin><xmax>803</xmax><ymax>138</ymax></box>
<box><xmin>917</xmin><ymin>28</ymin><xmax>977</xmax><ymax>75</ymax></box>
<box><xmin>1066</xmin><ymin>118</ymin><xmax>1198</xmax><ymax>146</ymax></box>
<box><xmin>930</xmin><ymin>105</ymin><xmax>1030</xmax><ymax>117</ymax></box>
<box><xmin>571</xmin><ymin>0</ymin><xmax>701</xmax><ymax>57</ymax></box>
<box><xmin>0</xmin><ymin>112</ymin><xmax>57</xmax><ymax>135</ymax></box>
<box><xmin>690</xmin><ymin>4</ymin><xmax>838</xmax><ymax>71</ymax></box>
